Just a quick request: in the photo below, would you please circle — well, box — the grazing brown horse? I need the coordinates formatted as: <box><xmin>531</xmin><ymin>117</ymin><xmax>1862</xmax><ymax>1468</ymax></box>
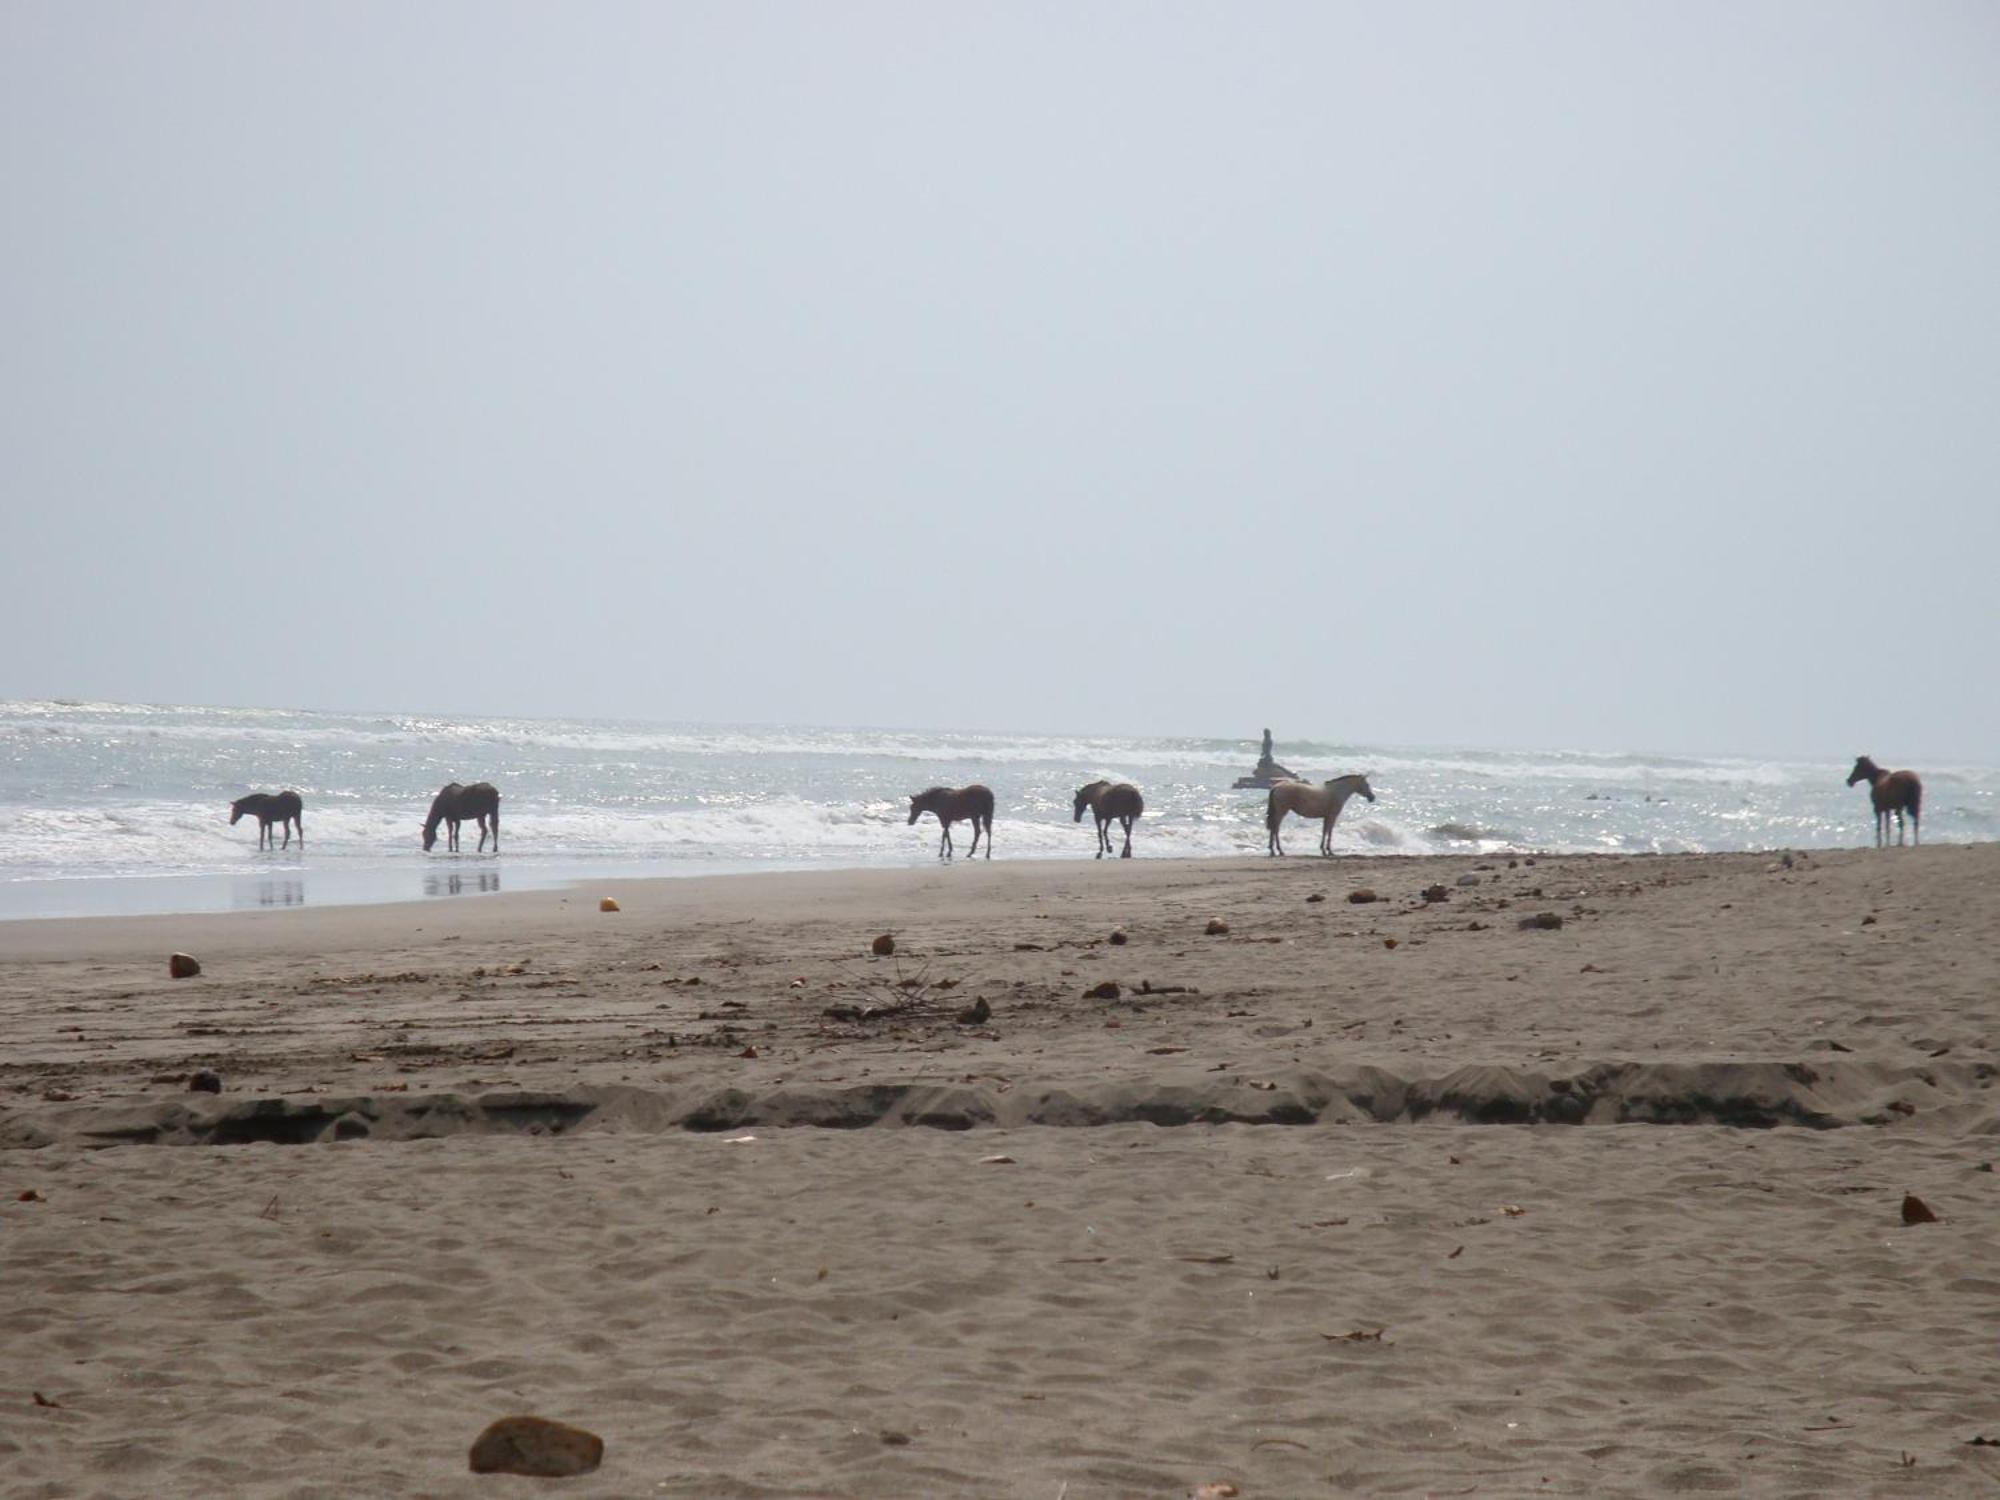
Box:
<box><xmin>1073</xmin><ymin>780</ymin><xmax>1143</xmax><ymax>858</ymax></box>
<box><xmin>423</xmin><ymin>782</ymin><xmax>501</xmax><ymax>853</ymax></box>
<box><xmin>908</xmin><ymin>785</ymin><xmax>994</xmax><ymax>859</ymax></box>
<box><xmin>1847</xmin><ymin>756</ymin><xmax>1921</xmax><ymax>847</ymax></box>
<box><xmin>230</xmin><ymin>790</ymin><xmax>303</xmax><ymax>850</ymax></box>
<box><xmin>1266</xmin><ymin>773</ymin><xmax>1375</xmax><ymax>856</ymax></box>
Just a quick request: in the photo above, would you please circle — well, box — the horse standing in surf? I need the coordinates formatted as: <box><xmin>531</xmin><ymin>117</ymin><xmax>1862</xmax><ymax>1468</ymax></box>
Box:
<box><xmin>1266</xmin><ymin>774</ymin><xmax>1375</xmax><ymax>856</ymax></box>
<box><xmin>423</xmin><ymin>782</ymin><xmax>502</xmax><ymax>853</ymax></box>
<box><xmin>907</xmin><ymin>785</ymin><xmax>994</xmax><ymax>859</ymax></box>
<box><xmin>1073</xmin><ymin>780</ymin><xmax>1143</xmax><ymax>858</ymax></box>
<box><xmin>1846</xmin><ymin>756</ymin><xmax>1922</xmax><ymax>847</ymax></box>
<box><xmin>230</xmin><ymin>790</ymin><xmax>304</xmax><ymax>850</ymax></box>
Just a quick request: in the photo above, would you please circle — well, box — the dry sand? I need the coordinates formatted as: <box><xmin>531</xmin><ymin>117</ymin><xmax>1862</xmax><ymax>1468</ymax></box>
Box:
<box><xmin>3</xmin><ymin>846</ymin><xmax>1997</xmax><ymax>1497</ymax></box>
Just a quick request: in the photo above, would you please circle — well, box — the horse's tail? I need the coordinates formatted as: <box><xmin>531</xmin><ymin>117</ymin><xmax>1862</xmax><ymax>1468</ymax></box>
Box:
<box><xmin>1265</xmin><ymin>786</ymin><xmax>1280</xmax><ymax>830</ymax></box>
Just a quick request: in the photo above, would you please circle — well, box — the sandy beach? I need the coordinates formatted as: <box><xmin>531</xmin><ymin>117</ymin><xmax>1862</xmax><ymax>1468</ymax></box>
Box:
<box><xmin>4</xmin><ymin>846</ymin><xmax>1997</xmax><ymax>1498</ymax></box>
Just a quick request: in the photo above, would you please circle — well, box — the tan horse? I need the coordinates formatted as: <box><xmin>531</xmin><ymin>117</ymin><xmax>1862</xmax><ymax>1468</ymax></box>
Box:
<box><xmin>1073</xmin><ymin>780</ymin><xmax>1144</xmax><ymax>858</ymax></box>
<box><xmin>908</xmin><ymin>784</ymin><xmax>994</xmax><ymax>859</ymax></box>
<box><xmin>1847</xmin><ymin>756</ymin><xmax>1921</xmax><ymax>847</ymax></box>
<box><xmin>1266</xmin><ymin>774</ymin><xmax>1374</xmax><ymax>856</ymax></box>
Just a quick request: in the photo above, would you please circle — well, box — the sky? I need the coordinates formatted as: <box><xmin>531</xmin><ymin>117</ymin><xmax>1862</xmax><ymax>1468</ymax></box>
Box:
<box><xmin>3</xmin><ymin>3</ymin><xmax>1996</xmax><ymax>760</ymax></box>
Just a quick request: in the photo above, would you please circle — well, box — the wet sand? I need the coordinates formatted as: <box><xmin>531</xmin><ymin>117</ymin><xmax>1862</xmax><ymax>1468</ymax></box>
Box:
<box><xmin>4</xmin><ymin>847</ymin><xmax>1997</xmax><ymax>1497</ymax></box>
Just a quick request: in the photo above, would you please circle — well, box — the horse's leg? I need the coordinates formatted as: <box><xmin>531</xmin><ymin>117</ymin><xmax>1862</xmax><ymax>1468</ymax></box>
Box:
<box><xmin>938</xmin><ymin>819</ymin><xmax>951</xmax><ymax>860</ymax></box>
<box><xmin>1321</xmin><ymin>816</ymin><xmax>1333</xmax><ymax>856</ymax></box>
<box><xmin>1120</xmin><ymin>815</ymin><xmax>1133</xmax><ymax>858</ymax></box>
<box><xmin>984</xmin><ymin>814</ymin><xmax>992</xmax><ymax>858</ymax></box>
<box><xmin>1911</xmin><ymin>805</ymin><xmax>1919</xmax><ymax>846</ymax></box>
<box><xmin>967</xmin><ymin>815</ymin><xmax>982</xmax><ymax>859</ymax></box>
<box><xmin>1270</xmin><ymin>812</ymin><xmax>1284</xmax><ymax>856</ymax></box>
<box><xmin>1094</xmin><ymin>812</ymin><xmax>1106</xmax><ymax>858</ymax></box>
<box><xmin>294</xmin><ymin>814</ymin><xmax>303</xmax><ymax>847</ymax></box>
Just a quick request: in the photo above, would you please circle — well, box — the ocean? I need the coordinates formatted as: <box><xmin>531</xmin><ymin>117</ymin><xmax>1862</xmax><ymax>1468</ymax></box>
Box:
<box><xmin>1</xmin><ymin>699</ymin><xmax>1991</xmax><ymax>920</ymax></box>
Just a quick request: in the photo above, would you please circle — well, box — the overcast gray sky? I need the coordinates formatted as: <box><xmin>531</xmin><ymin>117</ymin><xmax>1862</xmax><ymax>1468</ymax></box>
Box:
<box><xmin>4</xmin><ymin>3</ymin><xmax>1995</xmax><ymax>758</ymax></box>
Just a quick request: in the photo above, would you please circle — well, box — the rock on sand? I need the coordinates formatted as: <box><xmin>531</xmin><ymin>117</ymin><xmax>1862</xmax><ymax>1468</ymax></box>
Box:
<box><xmin>468</xmin><ymin>1415</ymin><xmax>604</xmax><ymax>1477</ymax></box>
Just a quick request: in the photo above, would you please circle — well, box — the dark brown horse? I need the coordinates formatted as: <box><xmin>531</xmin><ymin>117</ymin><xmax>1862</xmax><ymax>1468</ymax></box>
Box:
<box><xmin>230</xmin><ymin>790</ymin><xmax>303</xmax><ymax>850</ymax></box>
<box><xmin>1847</xmin><ymin>756</ymin><xmax>1921</xmax><ymax>847</ymax></box>
<box><xmin>1073</xmin><ymin>780</ymin><xmax>1143</xmax><ymax>858</ymax></box>
<box><xmin>908</xmin><ymin>785</ymin><xmax>994</xmax><ymax>859</ymax></box>
<box><xmin>423</xmin><ymin>782</ymin><xmax>501</xmax><ymax>853</ymax></box>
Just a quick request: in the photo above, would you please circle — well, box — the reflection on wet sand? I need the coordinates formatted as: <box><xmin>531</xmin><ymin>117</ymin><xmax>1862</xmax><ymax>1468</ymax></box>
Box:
<box><xmin>424</xmin><ymin>870</ymin><xmax>502</xmax><ymax>899</ymax></box>
<box><xmin>246</xmin><ymin>878</ymin><xmax>305</xmax><ymax>909</ymax></box>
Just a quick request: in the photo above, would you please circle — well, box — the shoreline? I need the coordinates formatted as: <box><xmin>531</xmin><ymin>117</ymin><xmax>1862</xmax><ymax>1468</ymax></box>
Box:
<box><xmin>0</xmin><ymin>852</ymin><xmax>844</xmax><ymax>924</ymax></box>
<box><xmin>0</xmin><ymin>825</ymin><xmax>1957</xmax><ymax>927</ymax></box>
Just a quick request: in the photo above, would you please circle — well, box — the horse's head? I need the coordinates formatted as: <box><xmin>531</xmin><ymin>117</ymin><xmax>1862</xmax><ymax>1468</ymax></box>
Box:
<box><xmin>228</xmin><ymin>799</ymin><xmax>246</xmax><ymax>825</ymax></box>
<box><xmin>1072</xmin><ymin>782</ymin><xmax>1104</xmax><ymax>822</ymax></box>
<box><xmin>907</xmin><ymin>793</ymin><xmax>927</xmax><ymax>825</ymax></box>
<box><xmin>1357</xmin><ymin>774</ymin><xmax>1375</xmax><ymax>803</ymax></box>
<box><xmin>1847</xmin><ymin>756</ymin><xmax>1878</xmax><ymax>787</ymax></box>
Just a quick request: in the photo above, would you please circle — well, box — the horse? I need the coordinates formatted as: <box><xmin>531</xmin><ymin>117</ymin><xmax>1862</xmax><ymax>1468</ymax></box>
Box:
<box><xmin>1073</xmin><ymin>780</ymin><xmax>1143</xmax><ymax>858</ymax></box>
<box><xmin>1847</xmin><ymin>756</ymin><xmax>1921</xmax><ymax>847</ymax></box>
<box><xmin>908</xmin><ymin>784</ymin><xmax>994</xmax><ymax>859</ymax></box>
<box><xmin>423</xmin><ymin>781</ymin><xmax>501</xmax><ymax>853</ymax></box>
<box><xmin>1266</xmin><ymin>773</ymin><xmax>1375</xmax><ymax>856</ymax></box>
<box><xmin>229</xmin><ymin>790</ymin><xmax>303</xmax><ymax>850</ymax></box>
